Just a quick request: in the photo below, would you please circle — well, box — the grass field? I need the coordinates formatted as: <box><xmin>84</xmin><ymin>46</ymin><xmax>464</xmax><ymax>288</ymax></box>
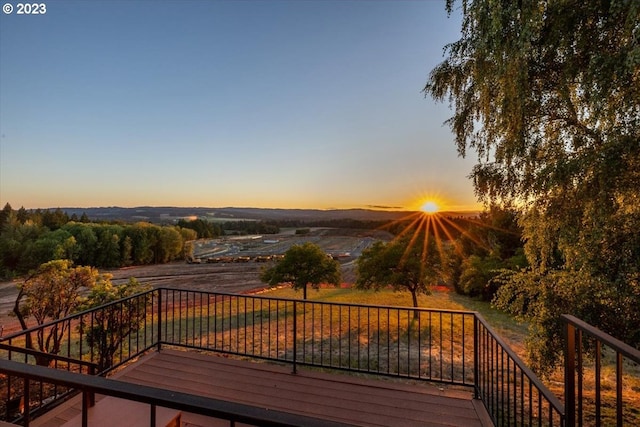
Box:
<box><xmin>265</xmin><ymin>285</ymin><xmax>529</xmax><ymax>352</ymax></box>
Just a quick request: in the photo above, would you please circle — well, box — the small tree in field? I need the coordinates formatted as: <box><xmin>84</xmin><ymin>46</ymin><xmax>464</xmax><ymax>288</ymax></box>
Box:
<box><xmin>356</xmin><ymin>232</ymin><xmax>441</xmax><ymax>316</ymax></box>
<box><xmin>13</xmin><ymin>260</ymin><xmax>99</xmax><ymax>366</ymax></box>
<box><xmin>260</xmin><ymin>242</ymin><xmax>341</xmax><ymax>299</ymax></box>
<box><xmin>79</xmin><ymin>277</ymin><xmax>151</xmax><ymax>371</ymax></box>
<box><xmin>13</xmin><ymin>260</ymin><xmax>150</xmax><ymax>369</ymax></box>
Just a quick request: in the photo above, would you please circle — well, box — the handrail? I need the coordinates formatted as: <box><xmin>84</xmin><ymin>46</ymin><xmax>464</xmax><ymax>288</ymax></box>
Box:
<box><xmin>563</xmin><ymin>315</ymin><xmax>640</xmax><ymax>363</ymax></box>
<box><xmin>475</xmin><ymin>313</ymin><xmax>565</xmax><ymax>426</ymax></box>
<box><xmin>1</xmin><ymin>289</ymin><xmax>158</xmax><ymax>378</ymax></box>
<box><xmin>159</xmin><ymin>286</ymin><xmax>477</xmax><ymax>314</ymax></box>
<box><xmin>0</xmin><ymin>358</ymin><xmax>354</xmax><ymax>427</ymax></box>
<box><xmin>156</xmin><ymin>288</ymin><xmax>477</xmax><ymax>385</ymax></box>
<box><xmin>476</xmin><ymin>313</ymin><xmax>565</xmax><ymax>410</ymax></box>
<box><xmin>0</xmin><ymin>287</ymin><xmax>473</xmax><ymax>348</ymax></box>
<box><xmin>563</xmin><ymin>314</ymin><xmax>640</xmax><ymax>427</ymax></box>
<box><xmin>0</xmin><ymin>289</ymin><xmax>158</xmax><ymax>343</ymax></box>
<box><xmin>0</xmin><ymin>343</ymin><xmax>98</xmax><ymax>371</ymax></box>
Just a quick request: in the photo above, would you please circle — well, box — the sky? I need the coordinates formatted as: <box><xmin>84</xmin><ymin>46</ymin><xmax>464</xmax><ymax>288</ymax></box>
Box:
<box><xmin>0</xmin><ymin>0</ymin><xmax>480</xmax><ymax>212</ymax></box>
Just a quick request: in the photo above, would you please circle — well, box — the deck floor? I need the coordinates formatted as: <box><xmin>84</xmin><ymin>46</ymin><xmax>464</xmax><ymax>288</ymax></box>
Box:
<box><xmin>33</xmin><ymin>349</ymin><xmax>492</xmax><ymax>427</ymax></box>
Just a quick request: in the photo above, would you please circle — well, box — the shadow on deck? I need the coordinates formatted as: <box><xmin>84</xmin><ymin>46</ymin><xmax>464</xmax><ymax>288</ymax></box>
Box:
<box><xmin>32</xmin><ymin>349</ymin><xmax>493</xmax><ymax>427</ymax></box>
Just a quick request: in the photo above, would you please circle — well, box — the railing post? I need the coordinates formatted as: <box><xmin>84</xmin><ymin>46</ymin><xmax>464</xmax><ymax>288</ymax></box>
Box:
<box><xmin>616</xmin><ymin>353</ymin><xmax>623</xmax><ymax>427</ymax></box>
<box><xmin>23</xmin><ymin>378</ymin><xmax>29</xmax><ymax>427</ymax></box>
<box><xmin>473</xmin><ymin>314</ymin><xmax>479</xmax><ymax>399</ymax></box>
<box><xmin>157</xmin><ymin>289</ymin><xmax>163</xmax><ymax>352</ymax></box>
<box><xmin>292</xmin><ymin>300</ymin><xmax>297</xmax><ymax>374</ymax></box>
<box><xmin>82</xmin><ymin>389</ymin><xmax>89</xmax><ymax>427</ymax></box>
<box><xmin>88</xmin><ymin>365</ymin><xmax>96</xmax><ymax>407</ymax></box>
<box><xmin>564</xmin><ymin>318</ymin><xmax>576</xmax><ymax>427</ymax></box>
<box><xmin>150</xmin><ymin>404</ymin><xmax>156</xmax><ymax>427</ymax></box>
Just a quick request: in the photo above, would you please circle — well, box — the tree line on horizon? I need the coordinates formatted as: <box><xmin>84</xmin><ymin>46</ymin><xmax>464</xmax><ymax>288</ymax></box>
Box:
<box><xmin>0</xmin><ymin>203</ymin><xmax>195</xmax><ymax>278</ymax></box>
<box><xmin>0</xmin><ymin>203</ymin><xmax>288</xmax><ymax>278</ymax></box>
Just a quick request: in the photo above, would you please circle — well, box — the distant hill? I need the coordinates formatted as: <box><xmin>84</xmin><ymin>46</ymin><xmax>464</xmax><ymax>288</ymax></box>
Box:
<box><xmin>54</xmin><ymin>206</ymin><xmax>479</xmax><ymax>224</ymax></box>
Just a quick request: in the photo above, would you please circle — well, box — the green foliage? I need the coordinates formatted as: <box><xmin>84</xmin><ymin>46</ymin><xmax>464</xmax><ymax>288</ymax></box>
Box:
<box><xmin>468</xmin><ymin>205</ymin><xmax>523</xmax><ymax>259</ymax></box>
<box><xmin>11</xmin><ymin>257</ymin><xmax>152</xmax><ymax>370</ymax></box>
<box><xmin>39</xmin><ymin>208</ymin><xmax>70</xmax><ymax>231</ymax></box>
<box><xmin>447</xmin><ymin>205</ymin><xmax>526</xmax><ymax>301</ymax></box>
<box><xmin>0</xmin><ymin>203</ymin><xmax>12</xmax><ymax>232</ymax></box>
<box><xmin>260</xmin><ymin>242</ymin><xmax>341</xmax><ymax>299</ymax></box>
<box><xmin>427</xmin><ymin>0</ymin><xmax>640</xmax><ymax>372</ymax></box>
<box><xmin>151</xmin><ymin>226</ymin><xmax>183</xmax><ymax>263</ymax></box>
<box><xmin>176</xmin><ymin>218</ymin><xmax>221</xmax><ymax>239</ymax></box>
<box><xmin>355</xmin><ymin>232</ymin><xmax>441</xmax><ymax>310</ymax></box>
<box><xmin>222</xmin><ymin>220</ymin><xmax>279</xmax><ymax>235</ymax></box>
<box><xmin>13</xmin><ymin>260</ymin><xmax>101</xmax><ymax>365</ymax></box>
<box><xmin>0</xmin><ymin>214</ymin><xmax>49</xmax><ymax>277</ymax></box>
<box><xmin>0</xmin><ymin>206</ymin><xmax>194</xmax><ymax>277</ymax></box>
<box><xmin>177</xmin><ymin>227</ymin><xmax>197</xmax><ymax>243</ymax></box>
<box><xmin>427</xmin><ymin>1</ymin><xmax>639</xmax><ymax>201</ymax></box>
<box><xmin>458</xmin><ymin>255</ymin><xmax>503</xmax><ymax>299</ymax></box>
<box><xmin>400</xmin><ymin>205</ymin><xmax>526</xmax><ymax>302</ymax></box>
<box><xmin>79</xmin><ymin>278</ymin><xmax>152</xmax><ymax>371</ymax></box>
<box><xmin>492</xmin><ymin>269</ymin><xmax>640</xmax><ymax>377</ymax></box>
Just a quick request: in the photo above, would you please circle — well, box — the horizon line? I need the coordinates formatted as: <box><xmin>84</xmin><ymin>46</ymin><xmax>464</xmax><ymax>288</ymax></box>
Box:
<box><xmin>11</xmin><ymin>204</ymin><xmax>482</xmax><ymax>214</ymax></box>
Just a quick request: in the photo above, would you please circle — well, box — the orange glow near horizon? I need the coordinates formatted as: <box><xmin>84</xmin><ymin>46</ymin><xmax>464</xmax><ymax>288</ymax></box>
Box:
<box><xmin>378</xmin><ymin>198</ymin><xmax>501</xmax><ymax>287</ymax></box>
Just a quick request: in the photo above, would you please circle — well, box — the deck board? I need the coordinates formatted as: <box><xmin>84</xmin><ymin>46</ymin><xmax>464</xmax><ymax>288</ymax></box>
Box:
<box><xmin>32</xmin><ymin>349</ymin><xmax>492</xmax><ymax>427</ymax></box>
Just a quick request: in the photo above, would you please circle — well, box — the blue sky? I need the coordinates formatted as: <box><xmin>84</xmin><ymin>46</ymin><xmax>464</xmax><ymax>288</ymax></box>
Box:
<box><xmin>0</xmin><ymin>0</ymin><xmax>479</xmax><ymax>211</ymax></box>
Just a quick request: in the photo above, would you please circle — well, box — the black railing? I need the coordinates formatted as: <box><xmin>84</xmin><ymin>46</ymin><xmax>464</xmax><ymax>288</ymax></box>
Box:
<box><xmin>0</xmin><ymin>357</ymin><xmax>353</xmax><ymax>427</ymax></box>
<box><xmin>156</xmin><ymin>289</ymin><xmax>566</xmax><ymax>425</ymax></box>
<box><xmin>0</xmin><ymin>289</ymin><xmax>159</xmax><ymax>422</ymax></box>
<box><xmin>157</xmin><ymin>289</ymin><xmax>476</xmax><ymax>384</ymax></box>
<box><xmin>0</xmin><ymin>289</ymin><xmax>159</xmax><ymax>374</ymax></box>
<box><xmin>475</xmin><ymin>314</ymin><xmax>565</xmax><ymax>426</ymax></box>
<box><xmin>8</xmin><ymin>288</ymin><xmax>636</xmax><ymax>426</ymax></box>
<box><xmin>0</xmin><ymin>344</ymin><xmax>97</xmax><ymax>422</ymax></box>
<box><xmin>563</xmin><ymin>314</ymin><xmax>640</xmax><ymax>427</ymax></box>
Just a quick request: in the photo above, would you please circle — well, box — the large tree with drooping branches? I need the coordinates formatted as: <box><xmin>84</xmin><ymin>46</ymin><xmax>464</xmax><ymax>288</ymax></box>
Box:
<box><xmin>425</xmin><ymin>0</ymin><xmax>640</xmax><ymax>374</ymax></box>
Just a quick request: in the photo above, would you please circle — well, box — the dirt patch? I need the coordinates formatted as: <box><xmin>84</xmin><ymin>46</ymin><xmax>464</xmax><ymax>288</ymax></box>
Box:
<box><xmin>106</xmin><ymin>261</ymin><xmax>268</xmax><ymax>291</ymax></box>
<box><xmin>0</xmin><ymin>260</ymin><xmax>357</xmax><ymax>336</ymax></box>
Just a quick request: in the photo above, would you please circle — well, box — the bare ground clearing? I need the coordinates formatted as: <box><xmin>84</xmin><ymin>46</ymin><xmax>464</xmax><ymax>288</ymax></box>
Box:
<box><xmin>0</xmin><ymin>260</ymin><xmax>357</xmax><ymax>336</ymax></box>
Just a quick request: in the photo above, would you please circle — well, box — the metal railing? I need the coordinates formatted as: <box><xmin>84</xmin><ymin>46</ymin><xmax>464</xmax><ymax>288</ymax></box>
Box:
<box><xmin>0</xmin><ymin>344</ymin><xmax>97</xmax><ymax>422</ymax></box>
<box><xmin>157</xmin><ymin>289</ymin><xmax>566</xmax><ymax>425</ymax></box>
<box><xmin>563</xmin><ymin>314</ymin><xmax>640</xmax><ymax>427</ymax></box>
<box><xmin>0</xmin><ymin>289</ymin><xmax>159</xmax><ymax>422</ymax></box>
<box><xmin>157</xmin><ymin>289</ymin><xmax>476</xmax><ymax>384</ymax></box>
<box><xmin>0</xmin><ymin>357</ymin><xmax>353</xmax><ymax>427</ymax></box>
<box><xmin>475</xmin><ymin>314</ymin><xmax>565</xmax><ymax>426</ymax></box>
<box><xmin>0</xmin><ymin>289</ymin><xmax>159</xmax><ymax>374</ymax></box>
<box><xmin>6</xmin><ymin>287</ymin><xmax>624</xmax><ymax>426</ymax></box>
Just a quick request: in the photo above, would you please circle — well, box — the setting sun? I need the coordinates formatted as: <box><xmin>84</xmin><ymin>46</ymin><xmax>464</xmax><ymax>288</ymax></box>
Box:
<box><xmin>420</xmin><ymin>201</ymin><xmax>440</xmax><ymax>214</ymax></box>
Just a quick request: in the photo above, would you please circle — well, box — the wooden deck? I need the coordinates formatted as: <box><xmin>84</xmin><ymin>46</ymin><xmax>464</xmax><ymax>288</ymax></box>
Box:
<box><xmin>33</xmin><ymin>349</ymin><xmax>493</xmax><ymax>427</ymax></box>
